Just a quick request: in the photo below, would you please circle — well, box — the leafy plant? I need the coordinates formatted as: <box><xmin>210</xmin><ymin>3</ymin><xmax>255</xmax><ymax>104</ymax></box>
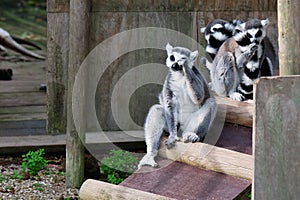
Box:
<box><xmin>32</xmin><ymin>183</ymin><xmax>44</xmax><ymax>191</ymax></box>
<box><xmin>21</xmin><ymin>148</ymin><xmax>48</xmax><ymax>176</ymax></box>
<box><xmin>100</xmin><ymin>149</ymin><xmax>138</xmax><ymax>185</ymax></box>
<box><xmin>10</xmin><ymin>170</ymin><xmax>22</xmax><ymax>180</ymax></box>
<box><xmin>248</xmin><ymin>193</ymin><xmax>252</xmax><ymax>199</ymax></box>
<box><xmin>0</xmin><ymin>174</ymin><xmax>6</xmax><ymax>183</ymax></box>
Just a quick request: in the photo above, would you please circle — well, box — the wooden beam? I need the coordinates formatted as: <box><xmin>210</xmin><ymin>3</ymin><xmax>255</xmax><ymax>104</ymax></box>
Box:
<box><xmin>278</xmin><ymin>0</ymin><xmax>300</xmax><ymax>75</ymax></box>
<box><xmin>216</xmin><ymin>96</ymin><xmax>253</xmax><ymax>127</ymax></box>
<box><xmin>79</xmin><ymin>179</ymin><xmax>175</xmax><ymax>200</ymax></box>
<box><xmin>159</xmin><ymin>139</ymin><xmax>253</xmax><ymax>180</ymax></box>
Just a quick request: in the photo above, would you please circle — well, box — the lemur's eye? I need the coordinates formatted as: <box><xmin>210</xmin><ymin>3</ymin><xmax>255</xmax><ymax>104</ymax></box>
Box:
<box><xmin>255</xmin><ymin>30</ymin><xmax>262</xmax><ymax>37</ymax></box>
<box><xmin>181</xmin><ymin>57</ymin><xmax>186</xmax><ymax>60</ymax></box>
<box><xmin>246</xmin><ymin>33</ymin><xmax>252</xmax><ymax>38</ymax></box>
<box><xmin>170</xmin><ymin>55</ymin><xmax>175</xmax><ymax>61</ymax></box>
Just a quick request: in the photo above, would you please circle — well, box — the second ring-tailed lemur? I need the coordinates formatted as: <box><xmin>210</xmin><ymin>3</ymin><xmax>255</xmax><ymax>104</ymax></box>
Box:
<box><xmin>201</xmin><ymin>18</ymin><xmax>275</xmax><ymax>101</ymax></box>
<box><xmin>138</xmin><ymin>43</ymin><xmax>217</xmax><ymax>168</ymax></box>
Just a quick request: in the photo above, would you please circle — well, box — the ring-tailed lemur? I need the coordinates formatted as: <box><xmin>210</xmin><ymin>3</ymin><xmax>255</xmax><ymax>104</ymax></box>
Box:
<box><xmin>200</xmin><ymin>19</ymin><xmax>244</xmax><ymax>68</ymax></box>
<box><xmin>138</xmin><ymin>43</ymin><xmax>217</xmax><ymax>168</ymax></box>
<box><xmin>202</xmin><ymin>18</ymin><xmax>275</xmax><ymax>101</ymax></box>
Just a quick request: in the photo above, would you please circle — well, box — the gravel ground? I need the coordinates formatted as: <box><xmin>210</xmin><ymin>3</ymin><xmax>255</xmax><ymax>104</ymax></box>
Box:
<box><xmin>0</xmin><ymin>156</ymin><xmax>79</xmax><ymax>200</ymax></box>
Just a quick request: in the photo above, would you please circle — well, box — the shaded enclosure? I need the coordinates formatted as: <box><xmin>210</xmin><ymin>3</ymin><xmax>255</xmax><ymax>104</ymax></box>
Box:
<box><xmin>47</xmin><ymin>0</ymin><xmax>278</xmax><ymax>134</ymax></box>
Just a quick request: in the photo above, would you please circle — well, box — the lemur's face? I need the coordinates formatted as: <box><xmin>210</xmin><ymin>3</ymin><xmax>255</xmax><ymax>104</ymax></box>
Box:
<box><xmin>235</xmin><ymin>19</ymin><xmax>269</xmax><ymax>45</ymax></box>
<box><xmin>165</xmin><ymin>43</ymin><xmax>198</xmax><ymax>70</ymax></box>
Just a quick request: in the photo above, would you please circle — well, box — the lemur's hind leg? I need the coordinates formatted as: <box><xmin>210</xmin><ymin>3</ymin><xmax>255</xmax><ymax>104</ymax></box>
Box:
<box><xmin>182</xmin><ymin>98</ymin><xmax>216</xmax><ymax>143</ymax></box>
<box><xmin>138</xmin><ymin>104</ymin><xmax>166</xmax><ymax>169</ymax></box>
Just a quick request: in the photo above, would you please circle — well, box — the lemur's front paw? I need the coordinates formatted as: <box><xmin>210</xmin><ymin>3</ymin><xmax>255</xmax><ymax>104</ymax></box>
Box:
<box><xmin>165</xmin><ymin>136</ymin><xmax>177</xmax><ymax>149</ymax></box>
<box><xmin>138</xmin><ymin>154</ymin><xmax>159</xmax><ymax>169</ymax></box>
<box><xmin>249</xmin><ymin>43</ymin><xmax>258</xmax><ymax>53</ymax></box>
<box><xmin>183</xmin><ymin>132</ymin><xmax>200</xmax><ymax>143</ymax></box>
<box><xmin>229</xmin><ymin>92</ymin><xmax>245</xmax><ymax>101</ymax></box>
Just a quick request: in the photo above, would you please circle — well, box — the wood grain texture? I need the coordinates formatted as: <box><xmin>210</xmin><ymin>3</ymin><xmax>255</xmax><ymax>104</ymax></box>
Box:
<box><xmin>79</xmin><ymin>179</ymin><xmax>175</xmax><ymax>200</ymax></box>
<box><xmin>278</xmin><ymin>0</ymin><xmax>300</xmax><ymax>75</ymax></box>
<box><xmin>65</xmin><ymin>0</ymin><xmax>90</xmax><ymax>188</ymax></box>
<box><xmin>159</xmin><ymin>139</ymin><xmax>253</xmax><ymax>180</ymax></box>
<box><xmin>47</xmin><ymin>12</ymin><xmax>69</xmax><ymax>134</ymax></box>
<box><xmin>216</xmin><ymin>96</ymin><xmax>253</xmax><ymax>127</ymax></box>
<box><xmin>253</xmin><ymin>76</ymin><xmax>300</xmax><ymax>199</ymax></box>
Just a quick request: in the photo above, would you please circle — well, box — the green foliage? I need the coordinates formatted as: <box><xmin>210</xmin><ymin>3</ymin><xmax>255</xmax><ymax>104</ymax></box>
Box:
<box><xmin>100</xmin><ymin>149</ymin><xmax>138</xmax><ymax>185</ymax></box>
<box><xmin>0</xmin><ymin>174</ymin><xmax>6</xmax><ymax>183</ymax></box>
<box><xmin>248</xmin><ymin>193</ymin><xmax>252</xmax><ymax>199</ymax></box>
<box><xmin>10</xmin><ymin>170</ymin><xmax>22</xmax><ymax>180</ymax></box>
<box><xmin>32</xmin><ymin>183</ymin><xmax>44</xmax><ymax>191</ymax></box>
<box><xmin>21</xmin><ymin>148</ymin><xmax>48</xmax><ymax>176</ymax></box>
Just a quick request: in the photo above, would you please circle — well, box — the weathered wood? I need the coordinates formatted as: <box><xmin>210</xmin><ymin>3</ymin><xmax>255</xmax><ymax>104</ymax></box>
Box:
<box><xmin>0</xmin><ymin>113</ymin><xmax>46</xmax><ymax>121</ymax></box>
<box><xmin>216</xmin><ymin>96</ymin><xmax>253</xmax><ymax>127</ymax></box>
<box><xmin>79</xmin><ymin>179</ymin><xmax>175</xmax><ymax>200</ymax></box>
<box><xmin>253</xmin><ymin>76</ymin><xmax>300</xmax><ymax>199</ymax></box>
<box><xmin>278</xmin><ymin>0</ymin><xmax>300</xmax><ymax>75</ymax></box>
<box><xmin>159</xmin><ymin>139</ymin><xmax>253</xmax><ymax>180</ymax></box>
<box><xmin>0</xmin><ymin>92</ymin><xmax>46</xmax><ymax>107</ymax></box>
<box><xmin>122</xmin><ymin>159</ymin><xmax>251</xmax><ymax>200</ymax></box>
<box><xmin>0</xmin><ymin>106</ymin><xmax>46</xmax><ymax>114</ymax></box>
<box><xmin>47</xmin><ymin>12</ymin><xmax>69</xmax><ymax>134</ymax></box>
<box><xmin>66</xmin><ymin>0</ymin><xmax>90</xmax><ymax>188</ymax></box>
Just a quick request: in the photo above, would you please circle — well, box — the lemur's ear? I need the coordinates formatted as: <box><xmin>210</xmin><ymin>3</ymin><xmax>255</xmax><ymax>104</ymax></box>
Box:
<box><xmin>210</xmin><ymin>24</ymin><xmax>223</xmax><ymax>32</ymax></box>
<box><xmin>200</xmin><ymin>27</ymin><xmax>206</xmax><ymax>33</ymax></box>
<box><xmin>236</xmin><ymin>22</ymin><xmax>246</xmax><ymax>32</ymax></box>
<box><xmin>261</xmin><ymin>18</ymin><xmax>269</xmax><ymax>27</ymax></box>
<box><xmin>190</xmin><ymin>50</ymin><xmax>199</xmax><ymax>62</ymax></box>
<box><xmin>166</xmin><ymin>43</ymin><xmax>173</xmax><ymax>54</ymax></box>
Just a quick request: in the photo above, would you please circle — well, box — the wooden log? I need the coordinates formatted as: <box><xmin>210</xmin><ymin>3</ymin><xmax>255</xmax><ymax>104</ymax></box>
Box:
<box><xmin>79</xmin><ymin>179</ymin><xmax>175</xmax><ymax>200</ymax></box>
<box><xmin>253</xmin><ymin>76</ymin><xmax>300</xmax><ymax>199</ymax></box>
<box><xmin>278</xmin><ymin>0</ymin><xmax>300</xmax><ymax>75</ymax></box>
<box><xmin>158</xmin><ymin>139</ymin><xmax>253</xmax><ymax>180</ymax></box>
<box><xmin>66</xmin><ymin>0</ymin><xmax>90</xmax><ymax>188</ymax></box>
<box><xmin>216</xmin><ymin>96</ymin><xmax>253</xmax><ymax>127</ymax></box>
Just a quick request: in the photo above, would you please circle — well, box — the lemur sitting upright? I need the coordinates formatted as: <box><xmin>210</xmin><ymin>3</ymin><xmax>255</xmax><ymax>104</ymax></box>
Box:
<box><xmin>201</xmin><ymin>18</ymin><xmax>275</xmax><ymax>101</ymax></box>
<box><xmin>138</xmin><ymin>43</ymin><xmax>217</xmax><ymax>168</ymax></box>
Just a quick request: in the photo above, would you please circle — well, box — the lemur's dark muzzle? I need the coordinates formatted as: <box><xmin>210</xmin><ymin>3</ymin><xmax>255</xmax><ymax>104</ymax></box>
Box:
<box><xmin>171</xmin><ymin>62</ymin><xmax>182</xmax><ymax>71</ymax></box>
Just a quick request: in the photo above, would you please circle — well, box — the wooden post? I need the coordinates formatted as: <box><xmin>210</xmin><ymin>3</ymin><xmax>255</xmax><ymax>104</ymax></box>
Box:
<box><xmin>278</xmin><ymin>0</ymin><xmax>300</xmax><ymax>75</ymax></box>
<box><xmin>66</xmin><ymin>0</ymin><xmax>90</xmax><ymax>188</ymax></box>
<box><xmin>253</xmin><ymin>76</ymin><xmax>300</xmax><ymax>199</ymax></box>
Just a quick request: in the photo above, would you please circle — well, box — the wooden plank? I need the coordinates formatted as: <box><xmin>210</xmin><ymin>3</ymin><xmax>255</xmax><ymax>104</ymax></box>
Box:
<box><xmin>0</xmin><ymin>92</ymin><xmax>46</xmax><ymax>107</ymax></box>
<box><xmin>0</xmin><ymin>105</ymin><xmax>46</xmax><ymax>114</ymax></box>
<box><xmin>0</xmin><ymin>131</ymin><xmax>144</xmax><ymax>148</ymax></box>
<box><xmin>0</xmin><ymin>113</ymin><xmax>46</xmax><ymax>121</ymax></box>
<box><xmin>216</xmin><ymin>96</ymin><xmax>253</xmax><ymax>127</ymax></box>
<box><xmin>79</xmin><ymin>179</ymin><xmax>175</xmax><ymax>200</ymax></box>
<box><xmin>122</xmin><ymin>159</ymin><xmax>251</xmax><ymax>200</ymax></box>
<box><xmin>0</xmin><ymin>81</ymin><xmax>44</xmax><ymax>93</ymax></box>
<box><xmin>253</xmin><ymin>76</ymin><xmax>300</xmax><ymax>199</ymax></box>
<box><xmin>159</xmin><ymin>139</ymin><xmax>253</xmax><ymax>180</ymax></box>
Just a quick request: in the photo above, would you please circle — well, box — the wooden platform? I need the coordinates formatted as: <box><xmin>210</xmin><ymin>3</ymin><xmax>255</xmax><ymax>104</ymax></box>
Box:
<box><xmin>0</xmin><ymin>60</ymin><xmax>47</xmax><ymax>136</ymax></box>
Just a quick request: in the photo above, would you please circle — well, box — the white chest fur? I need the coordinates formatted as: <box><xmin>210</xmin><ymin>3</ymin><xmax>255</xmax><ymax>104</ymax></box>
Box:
<box><xmin>169</xmin><ymin>71</ymin><xmax>199</xmax><ymax>124</ymax></box>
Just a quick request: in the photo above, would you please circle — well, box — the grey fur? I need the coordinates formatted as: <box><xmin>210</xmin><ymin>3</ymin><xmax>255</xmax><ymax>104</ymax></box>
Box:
<box><xmin>138</xmin><ymin>44</ymin><xmax>217</xmax><ymax>168</ymax></box>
